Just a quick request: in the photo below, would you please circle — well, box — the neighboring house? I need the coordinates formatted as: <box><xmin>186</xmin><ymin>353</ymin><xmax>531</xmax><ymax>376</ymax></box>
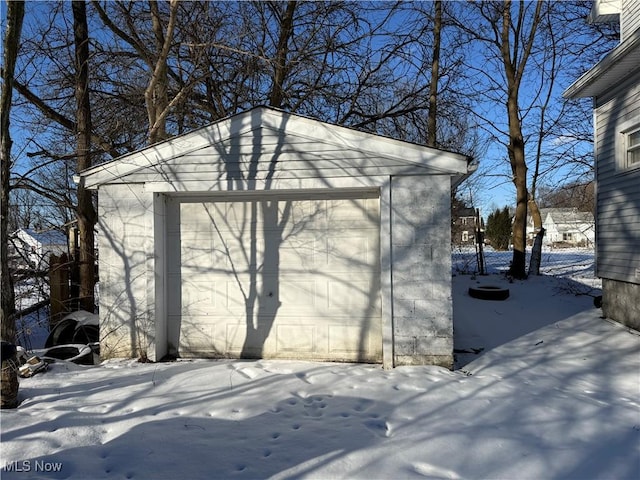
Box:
<box><xmin>564</xmin><ymin>0</ymin><xmax>640</xmax><ymax>330</ymax></box>
<box><xmin>540</xmin><ymin>208</ymin><xmax>595</xmax><ymax>247</ymax></box>
<box><xmin>452</xmin><ymin>207</ymin><xmax>481</xmax><ymax>246</ymax></box>
<box><xmin>76</xmin><ymin>106</ymin><xmax>474</xmax><ymax>368</ymax></box>
<box><xmin>10</xmin><ymin>228</ymin><xmax>68</xmax><ymax>269</ymax></box>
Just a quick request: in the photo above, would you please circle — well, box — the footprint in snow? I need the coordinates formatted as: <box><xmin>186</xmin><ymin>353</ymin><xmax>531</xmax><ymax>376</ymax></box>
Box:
<box><xmin>229</xmin><ymin>364</ymin><xmax>260</xmax><ymax>379</ymax></box>
<box><xmin>393</xmin><ymin>384</ymin><xmax>427</xmax><ymax>392</ymax></box>
<box><xmin>303</xmin><ymin>402</ymin><xmax>325</xmax><ymax>418</ymax></box>
<box><xmin>412</xmin><ymin>461</ymin><xmax>460</xmax><ymax>479</ymax></box>
<box><xmin>296</xmin><ymin>372</ymin><xmax>313</xmax><ymax>384</ymax></box>
<box><xmin>353</xmin><ymin>398</ymin><xmax>374</xmax><ymax>412</ymax></box>
<box><xmin>363</xmin><ymin>419</ymin><xmax>391</xmax><ymax>437</ymax></box>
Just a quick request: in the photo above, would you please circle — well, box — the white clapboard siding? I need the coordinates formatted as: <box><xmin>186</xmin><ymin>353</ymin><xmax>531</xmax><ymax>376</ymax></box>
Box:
<box><xmin>80</xmin><ymin>109</ymin><xmax>468</xmax><ymax>190</ymax></box>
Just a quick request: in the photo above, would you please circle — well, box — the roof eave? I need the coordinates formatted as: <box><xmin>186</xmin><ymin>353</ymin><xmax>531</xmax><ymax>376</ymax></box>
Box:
<box><xmin>76</xmin><ymin>107</ymin><xmax>471</xmax><ymax>189</ymax></box>
<box><xmin>563</xmin><ymin>28</ymin><xmax>640</xmax><ymax>99</ymax></box>
<box><xmin>451</xmin><ymin>157</ymin><xmax>478</xmax><ymax>192</ymax></box>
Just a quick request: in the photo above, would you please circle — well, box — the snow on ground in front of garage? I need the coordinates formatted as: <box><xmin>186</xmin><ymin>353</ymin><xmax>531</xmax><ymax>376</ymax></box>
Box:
<box><xmin>2</xmin><ymin>257</ymin><xmax>639</xmax><ymax>479</ymax></box>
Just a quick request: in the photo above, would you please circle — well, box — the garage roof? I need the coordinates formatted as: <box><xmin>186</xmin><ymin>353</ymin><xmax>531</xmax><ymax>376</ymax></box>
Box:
<box><xmin>76</xmin><ymin>107</ymin><xmax>473</xmax><ymax>190</ymax></box>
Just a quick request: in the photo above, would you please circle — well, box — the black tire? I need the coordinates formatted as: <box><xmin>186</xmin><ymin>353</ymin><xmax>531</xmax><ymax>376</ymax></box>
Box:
<box><xmin>594</xmin><ymin>295</ymin><xmax>602</xmax><ymax>308</ymax></box>
<box><xmin>468</xmin><ymin>285</ymin><xmax>510</xmax><ymax>301</ymax></box>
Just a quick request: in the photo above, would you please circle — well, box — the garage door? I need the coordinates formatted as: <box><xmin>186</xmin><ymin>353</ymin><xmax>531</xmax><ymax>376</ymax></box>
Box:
<box><xmin>165</xmin><ymin>191</ymin><xmax>382</xmax><ymax>362</ymax></box>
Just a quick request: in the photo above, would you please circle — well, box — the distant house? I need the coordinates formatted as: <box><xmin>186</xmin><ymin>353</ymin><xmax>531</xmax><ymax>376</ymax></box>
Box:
<box><xmin>564</xmin><ymin>0</ymin><xmax>640</xmax><ymax>330</ymax></box>
<box><xmin>452</xmin><ymin>207</ymin><xmax>481</xmax><ymax>246</ymax></box>
<box><xmin>540</xmin><ymin>208</ymin><xmax>595</xmax><ymax>247</ymax></box>
<box><xmin>11</xmin><ymin>228</ymin><xmax>68</xmax><ymax>269</ymax></box>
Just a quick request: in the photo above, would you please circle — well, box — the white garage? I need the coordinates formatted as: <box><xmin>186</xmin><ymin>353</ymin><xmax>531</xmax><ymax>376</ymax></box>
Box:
<box><xmin>78</xmin><ymin>107</ymin><xmax>473</xmax><ymax>368</ymax></box>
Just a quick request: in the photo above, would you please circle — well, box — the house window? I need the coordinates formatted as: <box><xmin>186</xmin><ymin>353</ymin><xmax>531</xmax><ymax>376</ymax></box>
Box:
<box><xmin>618</xmin><ymin>118</ymin><xmax>640</xmax><ymax>170</ymax></box>
<box><xmin>627</xmin><ymin>128</ymin><xmax>640</xmax><ymax>167</ymax></box>
<box><xmin>563</xmin><ymin>232</ymin><xmax>573</xmax><ymax>242</ymax></box>
<box><xmin>462</xmin><ymin>231</ymin><xmax>469</xmax><ymax>242</ymax></box>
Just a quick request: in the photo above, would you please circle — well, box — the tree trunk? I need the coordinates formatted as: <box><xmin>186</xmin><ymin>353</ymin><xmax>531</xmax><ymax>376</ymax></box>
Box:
<box><xmin>1</xmin><ymin>0</ymin><xmax>24</xmax><ymax>343</ymax></box>
<box><xmin>528</xmin><ymin>227</ymin><xmax>545</xmax><ymax>276</ymax></box>
<box><xmin>527</xmin><ymin>196</ymin><xmax>543</xmax><ymax>275</ymax></box>
<box><xmin>427</xmin><ymin>0</ymin><xmax>442</xmax><ymax>147</ymax></box>
<box><xmin>146</xmin><ymin>0</ymin><xmax>179</xmax><ymax>144</ymax></box>
<box><xmin>498</xmin><ymin>0</ymin><xmax>543</xmax><ymax>279</ymax></box>
<box><xmin>501</xmin><ymin>3</ymin><xmax>527</xmax><ymax>279</ymax></box>
<box><xmin>73</xmin><ymin>0</ymin><xmax>96</xmax><ymax>313</ymax></box>
<box><xmin>269</xmin><ymin>1</ymin><xmax>297</xmax><ymax>108</ymax></box>
<box><xmin>147</xmin><ymin>0</ymin><xmax>169</xmax><ymax>143</ymax></box>
<box><xmin>1</xmin><ymin>0</ymin><xmax>24</xmax><ymax>410</ymax></box>
<box><xmin>508</xmin><ymin>118</ymin><xmax>528</xmax><ymax>279</ymax></box>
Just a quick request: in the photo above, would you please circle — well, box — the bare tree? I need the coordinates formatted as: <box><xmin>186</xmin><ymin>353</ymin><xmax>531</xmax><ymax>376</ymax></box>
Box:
<box><xmin>92</xmin><ymin>0</ymin><xmax>181</xmax><ymax>144</ymax></box>
<box><xmin>453</xmin><ymin>1</ymin><xmax>558</xmax><ymax>278</ymax></box>
<box><xmin>451</xmin><ymin>1</ymin><xmax>620</xmax><ymax>278</ymax></box>
<box><xmin>1</xmin><ymin>0</ymin><xmax>25</xmax><ymax>409</ymax></box>
<box><xmin>145</xmin><ymin>0</ymin><xmax>179</xmax><ymax>143</ymax></box>
<box><xmin>7</xmin><ymin>1</ymin><xmax>480</xmax><ymax>333</ymax></box>
<box><xmin>268</xmin><ymin>0</ymin><xmax>297</xmax><ymax>108</ymax></box>
<box><xmin>72</xmin><ymin>0</ymin><xmax>96</xmax><ymax>312</ymax></box>
<box><xmin>498</xmin><ymin>0</ymin><xmax>544</xmax><ymax>279</ymax></box>
<box><xmin>538</xmin><ymin>181</ymin><xmax>595</xmax><ymax>212</ymax></box>
<box><xmin>1</xmin><ymin>0</ymin><xmax>25</xmax><ymax>342</ymax></box>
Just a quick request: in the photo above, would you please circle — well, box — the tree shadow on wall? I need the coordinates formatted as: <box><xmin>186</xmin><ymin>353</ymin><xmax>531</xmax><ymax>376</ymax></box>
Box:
<box><xmin>167</xmin><ymin>109</ymin><xmax>383</xmax><ymax>362</ymax></box>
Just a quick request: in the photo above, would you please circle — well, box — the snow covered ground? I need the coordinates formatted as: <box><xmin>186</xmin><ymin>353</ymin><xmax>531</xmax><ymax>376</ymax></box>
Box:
<box><xmin>2</xmin><ymin>252</ymin><xmax>639</xmax><ymax>479</ymax></box>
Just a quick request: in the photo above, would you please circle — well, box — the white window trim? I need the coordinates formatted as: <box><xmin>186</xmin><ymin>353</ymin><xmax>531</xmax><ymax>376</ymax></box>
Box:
<box><xmin>617</xmin><ymin>117</ymin><xmax>640</xmax><ymax>172</ymax></box>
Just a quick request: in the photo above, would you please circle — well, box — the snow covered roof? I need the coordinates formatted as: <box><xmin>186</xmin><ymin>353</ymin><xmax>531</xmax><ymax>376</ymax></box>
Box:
<box><xmin>15</xmin><ymin>228</ymin><xmax>67</xmax><ymax>246</ymax></box>
<box><xmin>543</xmin><ymin>208</ymin><xmax>594</xmax><ymax>226</ymax></box>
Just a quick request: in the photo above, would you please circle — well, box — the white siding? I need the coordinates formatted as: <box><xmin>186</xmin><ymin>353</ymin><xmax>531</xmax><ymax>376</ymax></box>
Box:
<box><xmin>621</xmin><ymin>0</ymin><xmax>640</xmax><ymax>42</ymax></box>
<box><xmin>80</xmin><ymin>108</ymin><xmax>469</xmax><ymax>190</ymax></box>
<box><xmin>117</xmin><ymin>128</ymin><xmax>455</xmax><ymax>188</ymax></box>
<box><xmin>85</xmin><ymin>108</ymin><xmax>466</xmax><ymax>365</ymax></box>
<box><xmin>594</xmin><ymin>79</ymin><xmax>640</xmax><ymax>284</ymax></box>
<box><xmin>97</xmin><ymin>184</ymin><xmax>156</xmax><ymax>359</ymax></box>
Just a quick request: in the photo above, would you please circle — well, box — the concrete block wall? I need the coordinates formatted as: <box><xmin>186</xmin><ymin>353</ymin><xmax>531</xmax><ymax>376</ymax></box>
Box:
<box><xmin>603</xmin><ymin>279</ymin><xmax>640</xmax><ymax>331</ymax></box>
<box><xmin>97</xmin><ymin>184</ymin><xmax>154</xmax><ymax>359</ymax></box>
<box><xmin>391</xmin><ymin>175</ymin><xmax>453</xmax><ymax>368</ymax></box>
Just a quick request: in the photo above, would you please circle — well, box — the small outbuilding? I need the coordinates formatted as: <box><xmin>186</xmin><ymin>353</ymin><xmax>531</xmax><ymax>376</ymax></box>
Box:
<box><xmin>11</xmin><ymin>228</ymin><xmax>68</xmax><ymax>269</ymax></box>
<box><xmin>77</xmin><ymin>107</ymin><xmax>474</xmax><ymax>368</ymax></box>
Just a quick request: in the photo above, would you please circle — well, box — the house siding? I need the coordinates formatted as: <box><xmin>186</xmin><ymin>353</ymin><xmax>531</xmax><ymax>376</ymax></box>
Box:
<box><xmin>81</xmin><ymin>109</ymin><xmax>468</xmax><ymax>190</ymax></box>
<box><xmin>621</xmin><ymin>0</ymin><xmax>640</xmax><ymax>42</ymax></box>
<box><xmin>564</xmin><ymin>1</ymin><xmax>640</xmax><ymax>330</ymax></box>
<box><xmin>594</xmin><ymin>77</ymin><xmax>640</xmax><ymax>284</ymax></box>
